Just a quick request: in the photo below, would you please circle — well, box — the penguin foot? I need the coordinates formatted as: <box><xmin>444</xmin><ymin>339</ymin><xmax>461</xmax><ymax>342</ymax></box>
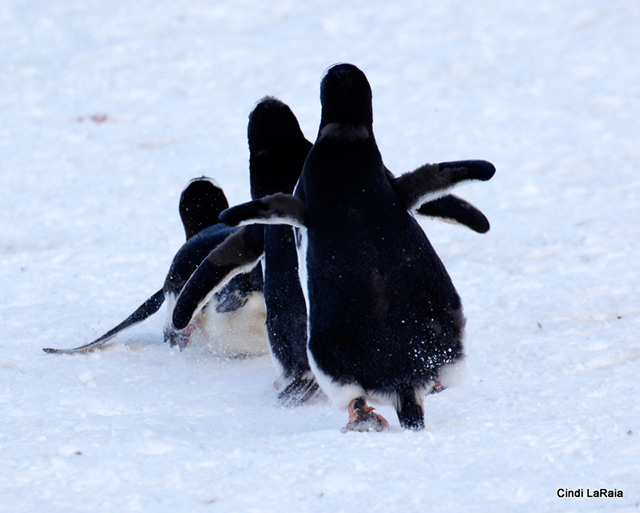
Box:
<box><xmin>341</xmin><ymin>397</ymin><xmax>389</xmax><ymax>433</ymax></box>
<box><xmin>278</xmin><ymin>376</ymin><xmax>321</xmax><ymax>407</ymax></box>
<box><xmin>164</xmin><ymin>324</ymin><xmax>195</xmax><ymax>350</ymax></box>
<box><xmin>430</xmin><ymin>380</ymin><xmax>445</xmax><ymax>394</ymax></box>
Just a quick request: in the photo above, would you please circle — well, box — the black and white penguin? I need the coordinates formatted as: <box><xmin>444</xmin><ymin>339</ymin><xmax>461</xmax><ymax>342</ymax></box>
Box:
<box><xmin>207</xmin><ymin>64</ymin><xmax>495</xmax><ymax>430</ymax></box>
<box><xmin>171</xmin><ymin>97</ymin><xmax>492</xmax><ymax>406</ymax></box>
<box><xmin>248</xmin><ymin>98</ymin><xmax>318</xmax><ymax>404</ymax></box>
<box><xmin>43</xmin><ymin>177</ymin><xmax>267</xmax><ymax>356</ymax></box>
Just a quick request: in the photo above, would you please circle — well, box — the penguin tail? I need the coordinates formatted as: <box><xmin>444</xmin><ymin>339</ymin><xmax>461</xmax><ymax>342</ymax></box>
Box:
<box><xmin>395</xmin><ymin>388</ymin><xmax>426</xmax><ymax>431</ymax></box>
<box><xmin>43</xmin><ymin>289</ymin><xmax>165</xmax><ymax>354</ymax></box>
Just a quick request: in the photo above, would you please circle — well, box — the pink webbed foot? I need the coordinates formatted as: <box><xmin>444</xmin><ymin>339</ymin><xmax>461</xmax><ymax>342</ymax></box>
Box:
<box><xmin>430</xmin><ymin>380</ymin><xmax>445</xmax><ymax>394</ymax></box>
<box><xmin>341</xmin><ymin>397</ymin><xmax>390</xmax><ymax>433</ymax></box>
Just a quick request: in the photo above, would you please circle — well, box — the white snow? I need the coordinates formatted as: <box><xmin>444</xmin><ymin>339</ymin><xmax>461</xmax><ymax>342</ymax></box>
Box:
<box><xmin>2</xmin><ymin>1</ymin><xmax>639</xmax><ymax>511</ymax></box>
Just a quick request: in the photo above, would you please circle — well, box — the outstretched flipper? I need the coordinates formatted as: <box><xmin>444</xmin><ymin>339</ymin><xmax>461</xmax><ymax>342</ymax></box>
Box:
<box><xmin>384</xmin><ymin>168</ymin><xmax>489</xmax><ymax>233</ymax></box>
<box><xmin>394</xmin><ymin>160</ymin><xmax>496</xmax><ymax>212</ymax></box>
<box><xmin>172</xmin><ymin>225</ymin><xmax>265</xmax><ymax>330</ymax></box>
<box><xmin>415</xmin><ymin>194</ymin><xmax>490</xmax><ymax>233</ymax></box>
<box><xmin>43</xmin><ymin>289</ymin><xmax>165</xmax><ymax>354</ymax></box>
<box><xmin>219</xmin><ymin>193</ymin><xmax>307</xmax><ymax>229</ymax></box>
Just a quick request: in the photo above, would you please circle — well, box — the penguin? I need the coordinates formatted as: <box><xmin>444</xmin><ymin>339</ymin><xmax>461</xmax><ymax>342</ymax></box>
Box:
<box><xmin>190</xmin><ymin>64</ymin><xmax>496</xmax><ymax>430</ymax></box>
<box><xmin>248</xmin><ymin>98</ymin><xmax>318</xmax><ymax>405</ymax></box>
<box><xmin>248</xmin><ymin>98</ymin><xmax>490</xmax><ymax>405</ymax></box>
<box><xmin>172</xmin><ymin>86</ymin><xmax>494</xmax><ymax>422</ymax></box>
<box><xmin>43</xmin><ymin>177</ymin><xmax>267</xmax><ymax>356</ymax></box>
<box><xmin>172</xmin><ymin>98</ymin><xmax>490</xmax><ymax>406</ymax></box>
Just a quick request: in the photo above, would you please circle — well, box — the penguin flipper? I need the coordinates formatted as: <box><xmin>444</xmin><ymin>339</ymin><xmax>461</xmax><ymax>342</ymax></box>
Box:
<box><xmin>172</xmin><ymin>225</ymin><xmax>265</xmax><ymax>330</ymax></box>
<box><xmin>394</xmin><ymin>160</ymin><xmax>496</xmax><ymax>212</ymax></box>
<box><xmin>43</xmin><ymin>289</ymin><xmax>165</xmax><ymax>354</ymax></box>
<box><xmin>416</xmin><ymin>194</ymin><xmax>490</xmax><ymax>234</ymax></box>
<box><xmin>219</xmin><ymin>193</ymin><xmax>306</xmax><ymax>228</ymax></box>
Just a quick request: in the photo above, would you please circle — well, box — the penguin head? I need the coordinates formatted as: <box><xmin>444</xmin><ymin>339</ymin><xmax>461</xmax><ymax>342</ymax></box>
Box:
<box><xmin>319</xmin><ymin>63</ymin><xmax>373</xmax><ymax>130</ymax></box>
<box><xmin>248</xmin><ymin>97</ymin><xmax>305</xmax><ymax>153</ymax></box>
<box><xmin>248</xmin><ymin>97</ymin><xmax>312</xmax><ymax>199</ymax></box>
<box><xmin>179</xmin><ymin>177</ymin><xmax>229</xmax><ymax>240</ymax></box>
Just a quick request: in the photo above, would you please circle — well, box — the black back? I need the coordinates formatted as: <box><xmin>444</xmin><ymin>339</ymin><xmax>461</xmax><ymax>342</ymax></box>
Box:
<box><xmin>299</xmin><ymin>64</ymin><xmax>464</xmax><ymax>394</ymax></box>
<box><xmin>164</xmin><ymin>223</ymin><xmax>238</xmax><ymax>295</ymax></box>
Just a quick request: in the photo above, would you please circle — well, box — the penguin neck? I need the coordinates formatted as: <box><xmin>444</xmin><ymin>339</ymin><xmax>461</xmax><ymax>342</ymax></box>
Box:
<box><xmin>317</xmin><ymin>121</ymin><xmax>371</xmax><ymax>142</ymax></box>
<box><xmin>305</xmin><ymin>129</ymin><xmax>386</xmax><ymax>193</ymax></box>
<box><xmin>249</xmin><ymin>140</ymin><xmax>310</xmax><ymax>199</ymax></box>
<box><xmin>316</xmin><ymin>106</ymin><xmax>375</xmax><ymax>146</ymax></box>
<box><xmin>250</xmin><ymin>172</ymin><xmax>298</xmax><ymax>199</ymax></box>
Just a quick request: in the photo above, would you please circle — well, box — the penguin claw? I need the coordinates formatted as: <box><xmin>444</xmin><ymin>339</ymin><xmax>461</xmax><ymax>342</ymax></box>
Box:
<box><xmin>277</xmin><ymin>376</ymin><xmax>322</xmax><ymax>407</ymax></box>
<box><xmin>342</xmin><ymin>398</ymin><xmax>390</xmax><ymax>433</ymax></box>
<box><xmin>164</xmin><ymin>324</ymin><xmax>195</xmax><ymax>351</ymax></box>
<box><xmin>430</xmin><ymin>380</ymin><xmax>445</xmax><ymax>394</ymax></box>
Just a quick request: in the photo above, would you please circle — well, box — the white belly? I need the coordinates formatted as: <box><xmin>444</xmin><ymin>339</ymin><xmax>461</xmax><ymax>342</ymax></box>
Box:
<box><xmin>195</xmin><ymin>292</ymin><xmax>268</xmax><ymax>357</ymax></box>
<box><xmin>165</xmin><ymin>292</ymin><xmax>268</xmax><ymax>357</ymax></box>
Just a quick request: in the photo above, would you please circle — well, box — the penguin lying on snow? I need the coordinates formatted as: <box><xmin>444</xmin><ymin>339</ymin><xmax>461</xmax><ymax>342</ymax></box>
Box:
<box><xmin>173</xmin><ymin>98</ymin><xmax>491</xmax><ymax>406</ymax></box>
<box><xmin>43</xmin><ymin>177</ymin><xmax>267</xmax><ymax>356</ymax></box>
<box><xmin>172</xmin><ymin>67</ymin><xmax>495</xmax><ymax>429</ymax></box>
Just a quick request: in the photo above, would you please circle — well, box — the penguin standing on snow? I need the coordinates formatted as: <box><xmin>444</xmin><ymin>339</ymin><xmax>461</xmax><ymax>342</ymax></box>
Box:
<box><xmin>43</xmin><ymin>177</ymin><xmax>266</xmax><ymax>356</ymax></box>
<box><xmin>171</xmin><ymin>97</ymin><xmax>492</xmax><ymax>406</ymax></box>
<box><xmin>248</xmin><ymin>99</ymin><xmax>318</xmax><ymax>404</ymax></box>
<box><xmin>205</xmin><ymin>64</ymin><xmax>495</xmax><ymax>430</ymax></box>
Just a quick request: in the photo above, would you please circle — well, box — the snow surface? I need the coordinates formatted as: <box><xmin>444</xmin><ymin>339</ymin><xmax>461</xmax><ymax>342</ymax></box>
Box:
<box><xmin>2</xmin><ymin>1</ymin><xmax>639</xmax><ymax>511</ymax></box>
